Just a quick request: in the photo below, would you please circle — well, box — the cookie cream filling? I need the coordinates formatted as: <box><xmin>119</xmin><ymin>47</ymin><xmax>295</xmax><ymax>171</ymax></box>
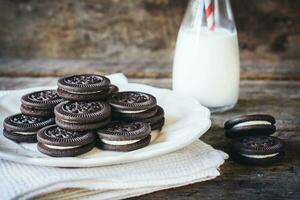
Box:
<box><xmin>240</xmin><ymin>152</ymin><xmax>279</xmax><ymax>159</ymax></box>
<box><xmin>100</xmin><ymin>139</ymin><xmax>141</xmax><ymax>145</ymax></box>
<box><xmin>118</xmin><ymin>109</ymin><xmax>147</xmax><ymax>114</ymax></box>
<box><xmin>44</xmin><ymin>144</ymin><xmax>81</xmax><ymax>150</ymax></box>
<box><xmin>234</xmin><ymin>121</ymin><xmax>272</xmax><ymax>128</ymax></box>
<box><xmin>15</xmin><ymin>131</ymin><xmax>36</xmax><ymax>135</ymax></box>
<box><xmin>70</xmin><ymin>90</ymin><xmax>103</xmax><ymax>94</ymax></box>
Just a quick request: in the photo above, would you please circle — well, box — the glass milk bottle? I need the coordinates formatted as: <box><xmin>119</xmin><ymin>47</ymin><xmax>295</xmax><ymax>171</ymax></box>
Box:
<box><xmin>172</xmin><ymin>0</ymin><xmax>240</xmax><ymax>112</ymax></box>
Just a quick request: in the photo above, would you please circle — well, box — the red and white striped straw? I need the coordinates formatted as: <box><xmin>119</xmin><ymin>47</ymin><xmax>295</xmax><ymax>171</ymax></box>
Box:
<box><xmin>204</xmin><ymin>0</ymin><xmax>215</xmax><ymax>31</ymax></box>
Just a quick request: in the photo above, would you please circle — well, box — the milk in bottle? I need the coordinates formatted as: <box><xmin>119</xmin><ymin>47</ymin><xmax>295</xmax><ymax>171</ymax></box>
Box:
<box><xmin>172</xmin><ymin>0</ymin><xmax>240</xmax><ymax>112</ymax></box>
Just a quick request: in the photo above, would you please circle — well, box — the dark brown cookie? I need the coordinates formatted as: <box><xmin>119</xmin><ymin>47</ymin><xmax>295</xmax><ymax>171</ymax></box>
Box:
<box><xmin>230</xmin><ymin>135</ymin><xmax>285</xmax><ymax>165</ymax></box>
<box><xmin>55</xmin><ymin>116</ymin><xmax>111</xmax><ymax>131</ymax></box>
<box><xmin>98</xmin><ymin>121</ymin><xmax>151</xmax><ymax>140</ymax></box>
<box><xmin>3</xmin><ymin>129</ymin><xmax>38</xmax><ymax>143</ymax></box>
<box><xmin>224</xmin><ymin>114</ymin><xmax>276</xmax><ymax>138</ymax></box>
<box><xmin>97</xmin><ymin>121</ymin><xmax>151</xmax><ymax>151</ymax></box>
<box><xmin>55</xmin><ymin>101</ymin><xmax>111</xmax><ymax>123</ymax></box>
<box><xmin>21</xmin><ymin>105</ymin><xmax>56</xmax><ymax>118</ymax></box>
<box><xmin>21</xmin><ymin>90</ymin><xmax>63</xmax><ymax>117</ymax></box>
<box><xmin>97</xmin><ymin>135</ymin><xmax>151</xmax><ymax>152</ymax></box>
<box><xmin>58</xmin><ymin>74</ymin><xmax>110</xmax><ymax>93</ymax></box>
<box><xmin>108</xmin><ymin>91</ymin><xmax>157</xmax><ymax>111</ymax></box>
<box><xmin>57</xmin><ymin>74</ymin><xmax>111</xmax><ymax>101</ymax></box>
<box><xmin>37</xmin><ymin>125</ymin><xmax>95</xmax><ymax>157</ymax></box>
<box><xmin>3</xmin><ymin>113</ymin><xmax>55</xmax><ymax>143</ymax></box>
<box><xmin>21</xmin><ymin>90</ymin><xmax>63</xmax><ymax>109</ymax></box>
<box><xmin>109</xmin><ymin>91</ymin><xmax>158</xmax><ymax>123</ymax></box>
<box><xmin>230</xmin><ymin>150</ymin><xmax>285</xmax><ymax>165</ymax></box>
<box><xmin>57</xmin><ymin>88</ymin><xmax>111</xmax><ymax>102</ymax></box>
<box><xmin>38</xmin><ymin>142</ymin><xmax>95</xmax><ymax>157</ymax></box>
<box><xmin>55</xmin><ymin>101</ymin><xmax>111</xmax><ymax>131</ymax></box>
<box><xmin>225</xmin><ymin>114</ymin><xmax>276</xmax><ymax>129</ymax></box>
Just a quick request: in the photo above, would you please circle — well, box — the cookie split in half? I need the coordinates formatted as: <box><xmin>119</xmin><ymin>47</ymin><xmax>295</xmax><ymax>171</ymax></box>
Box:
<box><xmin>37</xmin><ymin>125</ymin><xmax>95</xmax><ymax>157</ymax></box>
<box><xmin>3</xmin><ymin>113</ymin><xmax>55</xmax><ymax>143</ymax></box>
<box><xmin>224</xmin><ymin>114</ymin><xmax>276</xmax><ymax>138</ymax></box>
<box><xmin>57</xmin><ymin>74</ymin><xmax>111</xmax><ymax>101</ymax></box>
<box><xmin>97</xmin><ymin>121</ymin><xmax>151</xmax><ymax>152</ymax></box>
<box><xmin>55</xmin><ymin>101</ymin><xmax>111</xmax><ymax>131</ymax></box>
<box><xmin>21</xmin><ymin>90</ymin><xmax>63</xmax><ymax>117</ymax></box>
<box><xmin>230</xmin><ymin>135</ymin><xmax>285</xmax><ymax>165</ymax></box>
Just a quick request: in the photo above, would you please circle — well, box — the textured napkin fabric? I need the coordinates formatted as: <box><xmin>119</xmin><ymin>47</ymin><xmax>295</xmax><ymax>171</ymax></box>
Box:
<box><xmin>0</xmin><ymin>140</ymin><xmax>227</xmax><ymax>200</ymax></box>
<box><xmin>0</xmin><ymin>74</ymin><xmax>228</xmax><ymax>200</ymax></box>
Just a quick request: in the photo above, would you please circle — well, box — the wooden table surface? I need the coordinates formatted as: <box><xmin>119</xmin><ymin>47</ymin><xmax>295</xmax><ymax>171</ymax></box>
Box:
<box><xmin>0</xmin><ymin>76</ymin><xmax>299</xmax><ymax>200</ymax></box>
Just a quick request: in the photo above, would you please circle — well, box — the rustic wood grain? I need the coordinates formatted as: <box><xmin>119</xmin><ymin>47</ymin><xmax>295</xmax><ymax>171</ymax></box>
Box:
<box><xmin>0</xmin><ymin>0</ymin><xmax>299</xmax><ymax>79</ymax></box>
<box><xmin>1</xmin><ymin>77</ymin><xmax>299</xmax><ymax>200</ymax></box>
<box><xmin>0</xmin><ymin>58</ymin><xmax>299</xmax><ymax>80</ymax></box>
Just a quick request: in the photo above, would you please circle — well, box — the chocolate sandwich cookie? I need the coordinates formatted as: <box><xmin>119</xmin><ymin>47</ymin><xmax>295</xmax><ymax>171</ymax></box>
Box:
<box><xmin>224</xmin><ymin>114</ymin><xmax>276</xmax><ymax>138</ymax></box>
<box><xmin>21</xmin><ymin>90</ymin><xmax>63</xmax><ymax>117</ymax></box>
<box><xmin>37</xmin><ymin>125</ymin><xmax>95</xmax><ymax>157</ymax></box>
<box><xmin>3</xmin><ymin>113</ymin><xmax>55</xmax><ymax>143</ymax></box>
<box><xmin>57</xmin><ymin>74</ymin><xmax>111</xmax><ymax>101</ymax></box>
<box><xmin>97</xmin><ymin>121</ymin><xmax>151</xmax><ymax>151</ymax></box>
<box><xmin>230</xmin><ymin>135</ymin><xmax>285</xmax><ymax>165</ymax></box>
<box><xmin>109</xmin><ymin>91</ymin><xmax>157</xmax><ymax>120</ymax></box>
<box><xmin>55</xmin><ymin>101</ymin><xmax>111</xmax><ymax>131</ymax></box>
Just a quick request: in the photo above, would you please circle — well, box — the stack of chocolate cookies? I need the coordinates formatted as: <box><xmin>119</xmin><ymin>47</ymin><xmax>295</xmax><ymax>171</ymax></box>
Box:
<box><xmin>224</xmin><ymin>114</ymin><xmax>285</xmax><ymax>165</ymax></box>
<box><xmin>3</xmin><ymin>90</ymin><xmax>63</xmax><ymax>143</ymax></box>
<box><xmin>96</xmin><ymin>91</ymin><xmax>165</xmax><ymax>151</ymax></box>
<box><xmin>2</xmin><ymin>74</ymin><xmax>165</xmax><ymax>157</ymax></box>
<box><xmin>97</xmin><ymin>121</ymin><xmax>152</xmax><ymax>152</ymax></box>
<box><xmin>21</xmin><ymin>90</ymin><xmax>63</xmax><ymax>117</ymax></box>
<box><xmin>38</xmin><ymin>74</ymin><xmax>113</xmax><ymax>156</ymax></box>
<box><xmin>57</xmin><ymin>74</ymin><xmax>114</xmax><ymax>101</ymax></box>
<box><xmin>37</xmin><ymin>125</ymin><xmax>96</xmax><ymax>157</ymax></box>
<box><xmin>54</xmin><ymin>74</ymin><xmax>113</xmax><ymax>131</ymax></box>
<box><xmin>108</xmin><ymin>92</ymin><xmax>165</xmax><ymax>130</ymax></box>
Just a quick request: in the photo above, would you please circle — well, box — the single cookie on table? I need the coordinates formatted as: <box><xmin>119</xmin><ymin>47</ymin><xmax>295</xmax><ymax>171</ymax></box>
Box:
<box><xmin>55</xmin><ymin>101</ymin><xmax>111</xmax><ymax>131</ymax></box>
<box><xmin>224</xmin><ymin>114</ymin><xmax>276</xmax><ymax>138</ymax></box>
<box><xmin>3</xmin><ymin>113</ymin><xmax>55</xmax><ymax>143</ymax></box>
<box><xmin>57</xmin><ymin>74</ymin><xmax>111</xmax><ymax>101</ymax></box>
<box><xmin>230</xmin><ymin>135</ymin><xmax>285</xmax><ymax>165</ymax></box>
<box><xmin>21</xmin><ymin>90</ymin><xmax>63</xmax><ymax>117</ymax></box>
<box><xmin>37</xmin><ymin>125</ymin><xmax>95</xmax><ymax>157</ymax></box>
<box><xmin>97</xmin><ymin>121</ymin><xmax>151</xmax><ymax>152</ymax></box>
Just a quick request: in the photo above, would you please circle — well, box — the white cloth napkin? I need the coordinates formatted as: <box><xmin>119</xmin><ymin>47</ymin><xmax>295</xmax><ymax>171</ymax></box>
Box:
<box><xmin>0</xmin><ymin>74</ymin><xmax>228</xmax><ymax>200</ymax></box>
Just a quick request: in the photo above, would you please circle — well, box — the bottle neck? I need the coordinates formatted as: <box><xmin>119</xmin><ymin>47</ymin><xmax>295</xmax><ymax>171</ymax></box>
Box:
<box><xmin>182</xmin><ymin>0</ymin><xmax>236</xmax><ymax>32</ymax></box>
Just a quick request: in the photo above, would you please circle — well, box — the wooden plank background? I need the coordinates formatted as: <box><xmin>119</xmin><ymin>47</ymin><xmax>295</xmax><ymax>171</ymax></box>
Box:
<box><xmin>0</xmin><ymin>0</ymin><xmax>299</xmax><ymax>80</ymax></box>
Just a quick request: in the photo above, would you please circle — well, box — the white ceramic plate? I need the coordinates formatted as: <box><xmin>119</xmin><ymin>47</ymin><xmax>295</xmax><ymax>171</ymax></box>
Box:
<box><xmin>0</xmin><ymin>83</ymin><xmax>211</xmax><ymax>167</ymax></box>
